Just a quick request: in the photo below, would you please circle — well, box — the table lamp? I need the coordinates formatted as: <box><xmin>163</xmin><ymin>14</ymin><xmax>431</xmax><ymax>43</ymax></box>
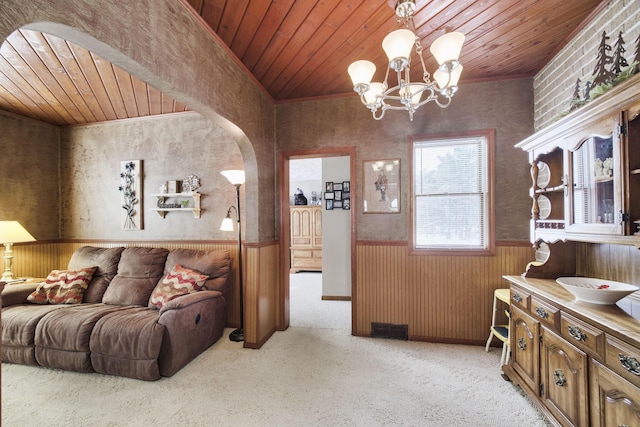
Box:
<box><xmin>0</xmin><ymin>221</ymin><xmax>36</xmax><ymax>281</ymax></box>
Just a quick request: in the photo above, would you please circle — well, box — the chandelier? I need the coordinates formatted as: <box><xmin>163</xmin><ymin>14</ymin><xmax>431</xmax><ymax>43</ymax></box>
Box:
<box><xmin>347</xmin><ymin>0</ymin><xmax>465</xmax><ymax>121</ymax></box>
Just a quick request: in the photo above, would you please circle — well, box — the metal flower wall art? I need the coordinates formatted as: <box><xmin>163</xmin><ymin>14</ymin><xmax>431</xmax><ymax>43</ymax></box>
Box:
<box><xmin>119</xmin><ymin>160</ymin><xmax>143</xmax><ymax>230</ymax></box>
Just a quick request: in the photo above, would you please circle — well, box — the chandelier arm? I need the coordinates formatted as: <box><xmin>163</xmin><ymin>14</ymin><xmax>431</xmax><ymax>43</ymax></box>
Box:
<box><xmin>433</xmin><ymin>95</ymin><xmax>453</xmax><ymax>109</ymax></box>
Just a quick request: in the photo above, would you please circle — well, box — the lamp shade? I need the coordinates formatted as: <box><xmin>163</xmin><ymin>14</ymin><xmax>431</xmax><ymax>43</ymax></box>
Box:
<box><xmin>348</xmin><ymin>60</ymin><xmax>376</xmax><ymax>87</ymax></box>
<box><xmin>220</xmin><ymin>216</ymin><xmax>234</xmax><ymax>231</ymax></box>
<box><xmin>221</xmin><ymin>170</ymin><xmax>245</xmax><ymax>185</ymax></box>
<box><xmin>382</xmin><ymin>29</ymin><xmax>415</xmax><ymax>66</ymax></box>
<box><xmin>363</xmin><ymin>82</ymin><xmax>385</xmax><ymax>105</ymax></box>
<box><xmin>400</xmin><ymin>84</ymin><xmax>424</xmax><ymax>105</ymax></box>
<box><xmin>434</xmin><ymin>64</ymin><xmax>463</xmax><ymax>89</ymax></box>
<box><xmin>0</xmin><ymin>221</ymin><xmax>35</xmax><ymax>244</ymax></box>
<box><xmin>429</xmin><ymin>32</ymin><xmax>465</xmax><ymax>65</ymax></box>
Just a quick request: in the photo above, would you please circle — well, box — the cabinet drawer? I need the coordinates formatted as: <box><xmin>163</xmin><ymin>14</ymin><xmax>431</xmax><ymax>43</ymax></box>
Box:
<box><xmin>511</xmin><ymin>286</ymin><xmax>531</xmax><ymax>311</ymax></box>
<box><xmin>292</xmin><ymin>249</ymin><xmax>315</xmax><ymax>258</ymax></box>
<box><xmin>531</xmin><ymin>297</ymin><xmax>560</xmax><ymax>330</ymax></box>
<box><xmin>560</xmin><ymin>312</ymin><xmax>604</xmax><ymax>358</ymax></box>
<box><xmin>606</xmin><ymin>335</ymin><xmax>640</xmax><ymax>388</ymax></box>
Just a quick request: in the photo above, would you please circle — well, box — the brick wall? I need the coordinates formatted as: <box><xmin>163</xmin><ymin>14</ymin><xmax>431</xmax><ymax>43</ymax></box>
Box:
<box><xmin>534</xmin><ymin>0</ymin><xmax>640</xmax><ymax>130</ymax></box>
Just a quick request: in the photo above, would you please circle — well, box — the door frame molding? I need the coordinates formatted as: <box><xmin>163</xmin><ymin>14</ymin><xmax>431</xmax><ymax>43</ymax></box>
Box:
<box><xmin>277</xmin><ymin>147</ymin><xmax>357</xmax><ymax>333</ymax></box>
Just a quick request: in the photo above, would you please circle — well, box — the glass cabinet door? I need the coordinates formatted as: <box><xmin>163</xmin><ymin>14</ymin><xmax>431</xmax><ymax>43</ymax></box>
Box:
<box><xmin>567</xmin><ymin>134</ymin><xmax>623</xmax><ymax>235</ymax></box>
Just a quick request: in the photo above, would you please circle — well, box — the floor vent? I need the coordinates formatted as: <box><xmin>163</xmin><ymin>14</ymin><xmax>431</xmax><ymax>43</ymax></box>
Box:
<box><xmin>371</xmin><ymin>322</ymin><xmax>408</xmax><ymax>340</ymax></box>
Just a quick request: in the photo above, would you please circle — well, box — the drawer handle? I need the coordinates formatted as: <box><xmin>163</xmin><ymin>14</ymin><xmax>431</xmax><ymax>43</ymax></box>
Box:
<box><xmin>535</xmin><ymin>306</ymin><xmax>548</xmax><ymax>319</ymax></box>
<box><xmin>619</xmin><ymin>353</ymin><xmax>640</xmax><ymax>376</ymax></box>
<box><xmin>518</xmin><ymin>337</ymin><xmax>526</xmax><ymax>351</ymax></box>
<box><xmin>553</xmin><ymin>369</ymin><xmax>566</xmax><ymax>386</ymax></box>
<box><xmin>568</xmin><ymin>326</ymin><xmax>586</xmax><ymax>342</ymax></box>
<box><xmin>512</xmin><ymin>293</ymin><xmax>523</xmax><ymax>303</ymax></box>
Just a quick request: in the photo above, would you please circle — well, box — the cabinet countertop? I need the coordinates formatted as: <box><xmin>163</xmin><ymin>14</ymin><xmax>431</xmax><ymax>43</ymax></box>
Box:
<box><xmin>503</xmin><ymin>275</ymin><xmax>640</xmax><ymax>347</ymax></box>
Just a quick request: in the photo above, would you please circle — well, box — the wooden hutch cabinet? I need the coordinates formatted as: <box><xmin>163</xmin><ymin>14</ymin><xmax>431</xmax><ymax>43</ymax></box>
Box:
<box><xmin>290</xmin><ymin>205</ymin><xmax>322</xmax><ymax>273</ymax></box>
<box><xmin>503</xmin><ymin>73</ymin><xmax>640</xmax><ymax>426</ymax></box>
<box><xmin>516</xmin><ymin>73</ymin><xmax>640</xmax><ymax>245</ymax></box>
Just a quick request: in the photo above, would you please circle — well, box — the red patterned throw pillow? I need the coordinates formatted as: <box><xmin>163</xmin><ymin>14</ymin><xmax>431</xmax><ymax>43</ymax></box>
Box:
<box><xmin>148</xmin><ymin>264</ymin><xmax>208</xmax><ymax>309</ymax></box>
<box><xmin>27</xmin><ymin>267</ymin><xmax>97</xmax><ymax>304</ymax></box>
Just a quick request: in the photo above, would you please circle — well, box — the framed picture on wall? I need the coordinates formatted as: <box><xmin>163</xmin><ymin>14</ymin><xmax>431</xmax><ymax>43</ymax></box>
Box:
<box><xmin>325</xmin><ymin>182</ymin><xmax>334</xmax><ymax>192</ymax></box>
<box><xmin>326</xmin><ymin>199</ymin><xmax>334</xmax><ymax>210</ymax></box>
<box><xmin>324</xmin><ymin>192</ymin><xmax>334</xmax><ymax>200</ymax></box>
<box><xmin>363</xmin><ymin>159</ymin><xmax>400</xmax><ymax>214</ymax></box>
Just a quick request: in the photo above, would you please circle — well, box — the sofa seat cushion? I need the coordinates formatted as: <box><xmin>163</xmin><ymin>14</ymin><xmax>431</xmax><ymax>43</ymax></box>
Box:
<box><xmin>27</xmin><ymin>267</ymin><xmax>97</xmax><ymax>304</ymax></box>
<box><xmin>68</xmin><ymin>246</ymin><xmax>124</xmax><ymax>303</ymax></box>
<box><xmin>102</xmin><ymin>247</ymin><xmax>169</xmax><ymax>306</ymax></box>
<box><xmin>1</xmin><ymin>304</ymin><xmax>71</xmax><ymax>365</ymax></box>
<box><xmin>90</xmin><ymin>307</ymin><xmax>165</xmax><ymax>381</ymax></box>
<box><xmin>34</xmin><ymin>303</ymin><xmax>131</xmax><ymax>373</ymax></box>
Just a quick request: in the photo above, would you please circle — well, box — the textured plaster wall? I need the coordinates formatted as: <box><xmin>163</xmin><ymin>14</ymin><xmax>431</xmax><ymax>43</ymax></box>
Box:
<box><xmin>0</xmin><ymin>112</ymin><xmax>60</xmax><ymax>241</ymax></box>
<box><xmin>0</xmin><ymin>0</ymin><xmax>276</xmax><ymax>243</ymax></box>
<box><xmin>277</xmin><ymin>78</ymin><xmax>535</xmax><ymax>242</ymax></box>
<box><xmin>60</xmin><ymin>112</ymin><xmax>243</xmax><ymax>240</ymax></box>
<box><xmin>534</xmin><ymin>0</ymin><xmax>640</xmax><ymax>130</ymax></box>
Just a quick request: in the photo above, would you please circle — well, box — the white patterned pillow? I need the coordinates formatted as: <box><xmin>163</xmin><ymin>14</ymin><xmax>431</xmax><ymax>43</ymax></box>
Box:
<box><xmin>27</xmin><ymin>267</ymin><xmax>97</xmax><ymax>304</ymax></box>
<box><xmin>148</xmin><ymin>264</ymin><xmax>208</xmax><ymax>309</ymax></box>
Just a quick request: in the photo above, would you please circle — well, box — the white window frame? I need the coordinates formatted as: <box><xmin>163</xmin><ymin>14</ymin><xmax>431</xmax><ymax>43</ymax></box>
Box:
<box><xmin>410</xmin><ymin>130</ymin><xmax>495</xmax><ymax>255</ymax></box>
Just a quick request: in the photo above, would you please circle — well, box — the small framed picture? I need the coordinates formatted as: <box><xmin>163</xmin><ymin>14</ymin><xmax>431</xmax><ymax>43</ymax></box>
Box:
<box><xmin>334</xmin><ymin>200</ymin><xmax>342</xmax><ymax>209</ymax></box>
<box><xmin>334</xmin><ymin>182</ymin><xmax>343</xmax><ymax>191</ymax></box>
<box><xmin>326</xmin><ymin>199</ymin><xmax>334</xmax><ymax>210</ymax></box>
<box><xmin>167</xmin><ymin>180</ymin><xmax>179</xmax><ymax>193</ymax></box>
<box><xmin>343</xmin><ymin>181</ymin><xmax>350</xmax><ymax>192</ymax></box>
<box><xmin>324</xmin><ymin>192</ymin><xmax>334</xmax><ymax>200</ymax></box>
<box><xmin>343</xmin><ymin>198</ymin><xmax>351</xmax><ymax>210</ymax></box>
<box><xmin>326</xmin><ymin>182</ymin><xmax>334</xmax><ymax>192</ymax></box>
<box><xmin>342</xmin><ymin>192</ymin><xmax>350</xmax><ymax>200</ymax></box>
<box><xmin>335</xmin><ymin>190</ymin><xmax>342</xmax><ymax>200</ymax></box>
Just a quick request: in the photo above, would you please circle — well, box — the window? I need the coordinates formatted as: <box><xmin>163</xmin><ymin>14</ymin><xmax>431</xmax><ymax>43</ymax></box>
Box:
<box><xmin>411</xmin><ymin>130</ymin><xmax>495</xmax><ymax>254</ymax></box>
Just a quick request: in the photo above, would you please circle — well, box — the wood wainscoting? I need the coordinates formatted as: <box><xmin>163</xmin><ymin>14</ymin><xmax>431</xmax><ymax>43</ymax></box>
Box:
<box><xmin>355</xmin><ymin>241</ymin><xmax>535</xmax><ymax>344</ymax></box>
<box><xmin>8</xmin><ymin>240</ymin><xmax>282</xmax><ymax>348</ymax></box>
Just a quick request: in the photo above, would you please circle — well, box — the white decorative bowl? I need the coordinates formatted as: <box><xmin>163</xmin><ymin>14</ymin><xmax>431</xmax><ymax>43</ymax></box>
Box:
<box><xmin>556</xmin><ymin>277</ymin><xmax>639</xmax><ymax>305</ymax></box>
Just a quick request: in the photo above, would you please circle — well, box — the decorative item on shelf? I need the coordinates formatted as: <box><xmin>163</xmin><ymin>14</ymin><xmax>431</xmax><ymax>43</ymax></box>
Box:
<box><xmin>182</xmin><ymin>175</ymin><xmax>201</xmax><ymax>192</ymax></box>
<box><xmin>180</xmin><ymin>200</ymin><xmax>190</xmax><ymax>208</ymax></box>
<box><xmin>310</xmin><ymin>191</ymin><xmax>320</xmax><ymax>206</ymax></box>
<box><xmin>119</xmin><ymin>160</ymin><xmax>143</xmax><ymax>230</ymax></box>
<box><xmin>561</xmin><ymin>24</ymin><xmax>640</xmax><ymax>121</ymax></box>
<box><xmin>0</xmin><ymin>221</ymin><xmax>36</xmax><ymax>281</ymax></box>
<box><xmin>536</xmin><ymin>161</ymin><xmax>550</xmax><ymax>189</ymax></box>
<box><xmin>167</xmin><ymin>180</ymin><xmax>179</xmax><ymax>194</ymax></box>
<box><xmin>159</xmin><ymin>183</ymin><xmax>167</xmax><ymax>194</ymax></box>
<box><xmin>294</xmin><ymin>188</ymin><xmax>307</xmax><ymax>205</ymax></box>
<box><xmin>220</xmin><ymin>169</ymin><xmax>245</xmax><ymax>343</ymax></box>
<box><xmin>346</xmin><ymin>0</ymin><xmax>464</xmax><ymax>121</ymax></box>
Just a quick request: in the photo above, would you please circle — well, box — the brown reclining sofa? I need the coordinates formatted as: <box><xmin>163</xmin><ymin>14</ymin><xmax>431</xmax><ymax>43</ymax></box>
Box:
<box><xmin>1</xmin><ymin>245</ymin><xmax>231</xmax><ymax>380</ymax></box>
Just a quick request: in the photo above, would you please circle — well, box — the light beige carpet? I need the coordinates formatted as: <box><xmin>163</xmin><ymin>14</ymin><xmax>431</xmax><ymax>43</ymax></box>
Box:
<box><xmin>2</xmin><ymin>273</ymin><xmax>549</xmax><ymax>426</ymax></box>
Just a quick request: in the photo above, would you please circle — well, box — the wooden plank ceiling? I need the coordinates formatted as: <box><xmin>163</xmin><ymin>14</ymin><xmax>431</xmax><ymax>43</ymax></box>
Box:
<box><xmin>0</xmin><ymin>0</ymin><xmax>606</xmax><ymax>126</ymax></box>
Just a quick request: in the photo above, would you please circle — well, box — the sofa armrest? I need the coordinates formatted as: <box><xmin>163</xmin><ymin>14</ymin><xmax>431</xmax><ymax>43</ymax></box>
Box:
<box><xmin>157</xmin><ymin>290</ymin><xmax>227</xmax><ymax>377</ymax></box>
<box><xmin>1</xmin><ymin>282</ymin><xmax>39</xmax><ymax>307</ymax></box>
<box><xmin>158</xmin><ymin>290</ymin><xmax>222</xmax><ymax>314</ymax></box>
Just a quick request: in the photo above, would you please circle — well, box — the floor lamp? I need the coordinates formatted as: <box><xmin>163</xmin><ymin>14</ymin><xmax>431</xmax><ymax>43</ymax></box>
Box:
<box><xmin>220</xmin><ymin>170</ymin><xmax>245</xmax><ymax>342</ymax></box>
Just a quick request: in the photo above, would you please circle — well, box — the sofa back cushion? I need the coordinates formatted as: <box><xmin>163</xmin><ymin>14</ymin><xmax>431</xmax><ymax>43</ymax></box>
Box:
<box><xmin>102</xmin><ymin>247</ymin><xmax>169</xmax><ymax>306</ymax></box>
<box><xmin>67</xmin><ymin>246</ymin><xmax>125</xmax><ymax>303</ymax></box>
<box><xmin>163</xmin><ymin>249</ymin><xmax>231</xmax><ymax>302</ymax></box>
